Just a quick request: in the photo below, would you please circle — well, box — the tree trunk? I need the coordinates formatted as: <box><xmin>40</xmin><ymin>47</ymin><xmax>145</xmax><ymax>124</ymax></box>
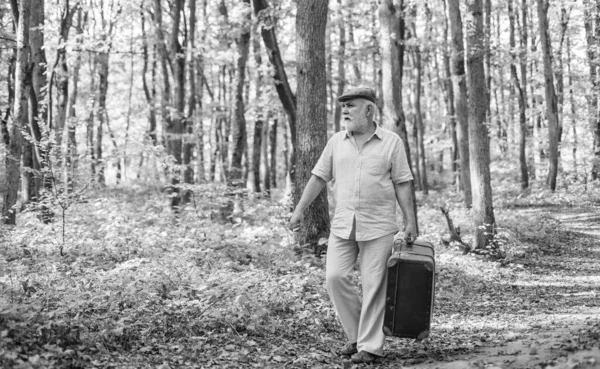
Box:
<box><xmin>537</xmin><ymin>0</ymin><xmax>560</xmax><ymax>190</ymax></box>
<box><xmin>270</xmin><ymin>117</ymin><xmax>278</xmax><ymax>189</ymax></box>
<box><xmin>230</xmin><ymin>0</ymin><xmax>251</xmax><ymax>187</ymax></box>
<box><xmin>64</xmin><ymin>8</ymin><xmax>83</xmax><ymax>189</ymax></box>
<box><xmin>3</xmin><ymin>0</ymin><xmax>30</xmax><ymax>225</ymax></box>
<box><xmin>95</xmin><ymin>51</ymin><xmax>109</xmax><ymax>185</ymax></box>
<box><xmin>295</xmin><ymin>0</ymin><xmax>330</xmax><ymax>250</ymax></box>
<box><xmin>348</xmin><ymin>22</ymin><xmax>362</xmax><ymax>84</ymax></box>
<box><xmin>55</xmin><ymin>2</ymin><xmax>76</xmax><ymax>158</ymax></box>
<box><xmin>24</xmin><ymin>0</ymin><xmax>47</xmax><ymax>203</ymax></box>
<box><xmin>442</xmin><ymin>0</ymin><xmax>458</xmax><ymax>180</ymax></box>
<box><xmin>509</xmin><ymin>0</ymin><xmax>529</xmax><ymax>188</ymax></box>
<box><xmin>252</xmin><ymin>0</ymin><xmax>297</xmax><ymax>182</ymax></box>
<box><xmin>379</xmin><ymin>0</ymin><xmax>419</xmax><ymax>232</ymax></box>
<box><xmin>141</xmin><ymin>8</ymin><xmax>158</xmax><ymax>146</ymax></box>
<box><xmin>333</xmin><ymin>0</ymin><xmax>345</xmax><ymax>133</ymax></box>
<box><xmin>584</xmin><ymin>0</ymin><xmax>600</xmax><ymax>180</ymax></box>
<box><xmin>567</xmin><ymin>33</ymin><xmax>578</xmax><ymax>176</ymax></box>
<box><xmin>252</xmin><ymin>30</ymin><xmax>264</xmax><ymax>193</ymax></box>
<box><xmin>183</xmin><ymin>0</ymin><xmax>198</xmax><ymax>201</ymax></box>
<box><xmin>446</xmin><ymin>0</ymin><xmax>472</xmax><ymax>208</ymax></box>
<box><xmin>411</xmin><ymin>17</ymin><xmax>428</xmax><ymax>195</ymax></box>
<box><xmin>169</xmin><ymin>0</ymin><xmax>185</xmax><ymax>209</ymax></box>
<box><xmin>466</xmin><ymin>0</ymin><xmax>496</xmax><ymax>249</ymax></box>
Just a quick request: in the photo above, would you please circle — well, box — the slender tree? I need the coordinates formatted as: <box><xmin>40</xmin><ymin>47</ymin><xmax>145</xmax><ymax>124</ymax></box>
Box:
<box><xmin>537</xmin><ymin>0</ymin><xmax>560</xmax><ymax>190</ymax></box>
<box><xmin>230</xmin><ymin>0</ymin><xmax>251</xmax><ymax>186</ymax></box>
<box><xmin>252</xmin><ymin>0</ymin><xmax>297</xmax><ymax>181</ymax></box>
<box><xmin>509</xmin><ymin>0</ymin><xmax>529</xmax><ymax>189</ymax></box>
<box><xmin>446</xmin><ymin>0</ymin><xmax>472</xmax><ymax>207</ymax></box>
<box><xmin>295</xmin><ymin>0</ymin><xmax>330</xmax><ymax>248</ymax></box>
<box><xmin>466</xmin><ymin>0</ymin><xmax>496</xmax><ymax>249</ymax></box>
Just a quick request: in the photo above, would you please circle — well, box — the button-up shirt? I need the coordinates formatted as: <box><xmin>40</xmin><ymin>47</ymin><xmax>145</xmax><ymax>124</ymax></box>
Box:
<box><xmin>311</xmin><ymin>124</ymin><xmax>413</xmax><ymax>241</ymax></box>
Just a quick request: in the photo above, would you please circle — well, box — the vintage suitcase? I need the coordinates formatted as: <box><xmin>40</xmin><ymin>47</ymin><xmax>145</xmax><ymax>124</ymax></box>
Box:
<box><xmin>383</xmin><ymin>237</ymin><xmax>435</xmax><ymax>340</ymax></box>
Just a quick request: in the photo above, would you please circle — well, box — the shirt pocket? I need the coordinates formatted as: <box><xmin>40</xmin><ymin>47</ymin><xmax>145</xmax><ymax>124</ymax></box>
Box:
<box><xmin>363</xmin><ymin>155</ymin><xmax>388</xmax><ymax>176</ymax></box>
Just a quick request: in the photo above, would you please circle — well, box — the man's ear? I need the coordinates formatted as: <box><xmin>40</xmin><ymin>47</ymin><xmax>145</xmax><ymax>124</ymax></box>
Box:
<box><xmin>366</xmin><ymin>103</ymin><xmax>373</xmax><ymax>117</ymax></box>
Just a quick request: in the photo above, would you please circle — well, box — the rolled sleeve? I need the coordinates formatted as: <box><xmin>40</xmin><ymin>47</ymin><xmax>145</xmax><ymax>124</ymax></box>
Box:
<box><xmin>311</xmin><ymin>138</ymin><xmax>334</xmax><ymax>182</ymax></box>
<box><xmin>391</xmin><ymin>138</ymin><xmax>414</xmax><ymax>184</ymax></box>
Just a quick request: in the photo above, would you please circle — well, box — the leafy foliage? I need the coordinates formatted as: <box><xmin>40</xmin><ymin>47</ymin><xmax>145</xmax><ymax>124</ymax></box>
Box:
<box><xmin>1</xmin><ymin>184</ymin><xmax>599</xmax><ymax>368</ymax></box>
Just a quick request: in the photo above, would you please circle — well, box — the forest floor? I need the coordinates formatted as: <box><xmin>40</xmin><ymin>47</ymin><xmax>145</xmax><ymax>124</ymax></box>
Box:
<box><xmin>1</xmin><ymin>179</ymin><xmax>600</xmax><ymax>369</ymax></box>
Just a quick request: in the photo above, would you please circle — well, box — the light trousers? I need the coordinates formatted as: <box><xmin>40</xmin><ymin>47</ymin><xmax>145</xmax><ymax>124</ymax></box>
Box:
<box><xmin>326</xmin><ymin>232</ymin><xmax>394</xmax><ymax>356</ymax></box>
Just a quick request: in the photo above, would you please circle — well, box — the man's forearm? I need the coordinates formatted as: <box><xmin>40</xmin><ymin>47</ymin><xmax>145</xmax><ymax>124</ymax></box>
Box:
<box><xmin>394</xmin><ymin>181</ymin><xmax>416</xmax><ymax>227</ymax></box>
<box><xmin>294</xmin><ymin>175</ymin><xmax>327</xmax><ymax>213</ymax></box>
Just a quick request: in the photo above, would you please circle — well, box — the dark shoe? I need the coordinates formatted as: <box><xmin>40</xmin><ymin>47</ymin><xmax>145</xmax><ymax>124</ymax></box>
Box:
<box><xmin>351</xmin><ymin>350</ymin><xmax>379</xmax><ymax>364</ymax></box>
<box><xmin>340</xmin><ymin>342</ymin><xmax>357</xmax><ymax>356</ymax></box>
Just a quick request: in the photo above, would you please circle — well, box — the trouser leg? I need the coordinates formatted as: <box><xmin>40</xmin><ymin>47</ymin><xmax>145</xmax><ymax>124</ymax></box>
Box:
<box><xmin>326</xmin><ymin>233</ymin><xmax>361</xmax><ymax>343</ymax></box>
<box><xmin>356</xmin><ymin>233</ymin><xmax>394</xmax><ymax>356</ymax></box>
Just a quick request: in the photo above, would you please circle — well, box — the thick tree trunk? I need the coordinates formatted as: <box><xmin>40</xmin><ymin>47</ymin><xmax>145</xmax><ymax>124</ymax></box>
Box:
<box><xmin>379</xmin><ymin>0</ymin><xmax>419</xmax><ymax>232</ymax></box>
<box><xmin>3</xmin><ymin>0</ymin><xmax>30</xmax><ymax>225</ymax></box>
<box><xmin>446</xmin><ymin>0</ymin><xmax>472</xmax><ymax>208</ymax></box>
<box><xmin>466</xmin><ymin>0</ymin><xmax>496</xmax><ymax>250</ymax></box>
<box><xmin>295</xmin><ymin>0</ymin><xmax>330</xmax><ymax>250</ymax></box>
<box><xmin>537</xmin><ymin>0</ymin><xmax>560</xmax><ymax>190</ymax></box>
<box><xmin>333</xmin><ymin>0</ymin><xmax>345</xmax><ymax>133</ymax></box>
<box><xmin>509</xmin><ymin>0</ymin><xmax>529</xmax><ymax>189</ymax></box>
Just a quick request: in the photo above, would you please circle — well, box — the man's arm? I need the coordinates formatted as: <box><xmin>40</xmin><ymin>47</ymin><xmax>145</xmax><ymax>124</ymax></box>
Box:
<box><xmin>394</xmin><ymin>181</ymin><xmax>417</xmax><ymax>239</ymax></box>
<box><xmin>289</xmin><ymin>175</ymin><xmax>327</xmax><ymax>231</ymax></box>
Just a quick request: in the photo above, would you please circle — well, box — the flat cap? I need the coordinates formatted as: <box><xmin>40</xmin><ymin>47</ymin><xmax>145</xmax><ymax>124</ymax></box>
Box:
<box><xmin>337</xmin><ymin>86</ymin><xmax>377</xmax><ymax>104</ymax></box>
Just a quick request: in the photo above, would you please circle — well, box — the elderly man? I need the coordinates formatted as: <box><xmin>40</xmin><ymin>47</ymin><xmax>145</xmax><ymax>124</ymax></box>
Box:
<box><xmin>289</xmin><ymin>86</ymin><xmax>417</xmax><ymax>363</ymax></box>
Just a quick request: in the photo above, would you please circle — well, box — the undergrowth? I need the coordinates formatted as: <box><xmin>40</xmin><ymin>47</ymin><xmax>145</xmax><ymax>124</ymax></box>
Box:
<box><xmin>1</xmin><ymin>181</ymin><xmax>599</xmax><ymax>368</ymax></box>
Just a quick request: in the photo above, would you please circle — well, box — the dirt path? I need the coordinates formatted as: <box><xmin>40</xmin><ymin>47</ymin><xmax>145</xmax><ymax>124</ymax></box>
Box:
<box><xmin>393</xmin><ymin>206</ymin><xmax>600</xmax><ymax>369</ymax></box>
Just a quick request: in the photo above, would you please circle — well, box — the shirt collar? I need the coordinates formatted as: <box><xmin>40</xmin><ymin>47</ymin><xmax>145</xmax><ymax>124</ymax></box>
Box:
<box><xmin>344</xmin><ymin>122</ymin><xmax>383</xmax><ymax>140</ymax></box>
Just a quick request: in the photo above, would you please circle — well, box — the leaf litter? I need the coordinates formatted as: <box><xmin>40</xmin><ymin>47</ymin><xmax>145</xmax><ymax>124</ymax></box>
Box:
<box><xmin>0</xmin><ymin>183</ymin><xmax>599</xmax><ymax>368</ymax></box>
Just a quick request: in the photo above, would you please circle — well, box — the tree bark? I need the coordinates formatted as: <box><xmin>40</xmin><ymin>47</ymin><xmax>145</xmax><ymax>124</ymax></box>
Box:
<box><xmin>466</xmin><ymin>0</ymin><xmax>496</xmax><ymax>250</ymax></box>
<box><xmin>270</xmin><ymin>117</ymin><xmax>278</xmax><ymax>189</ymax></box>
<box><xmin>509</xmin><ymin>0</ymin><xmax>529</xmax><ymax>189</ymax></box>
<box><xmin>294</xmin><ymin>0</ymin><xmax>330</xmax><ymax>250</ymax></box>
<box><xmin>537</xmin><ymin>0</ymin><xmax>560</xmax><ymax>190</ymax></box>
<box><xmin>141</xmin><ymin>8</ymin><xmax>158</xmax><ymax>146</ymax></box>
<box><xmin>379</xmin><ymin>0</ymin><xmax>418</xmax><ymax>232</ymax></box>
<box><xmin>446</xmin><ymin>0</ymin><xmax>472</xmax><ymax>208</ymax></box>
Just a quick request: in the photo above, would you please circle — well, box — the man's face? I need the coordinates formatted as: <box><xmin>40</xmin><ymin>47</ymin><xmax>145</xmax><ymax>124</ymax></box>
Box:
<box><xmin>341</xmin><ymin>98</ymin><xmax>370</xmax><ymax>133</ymax></box>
